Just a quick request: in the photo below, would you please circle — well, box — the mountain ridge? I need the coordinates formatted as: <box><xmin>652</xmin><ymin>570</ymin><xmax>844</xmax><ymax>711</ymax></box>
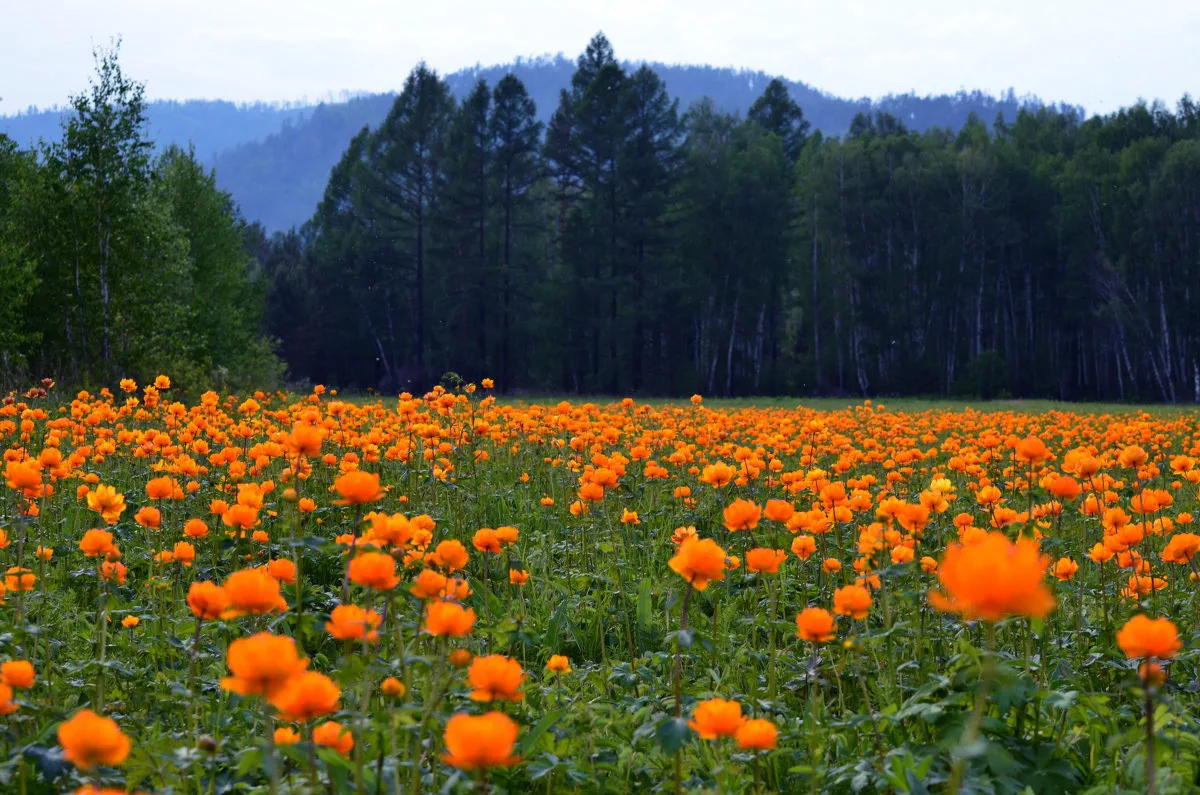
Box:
<box><xmin>2</xmin><ymin>56</ymin><xmax>1079</xmax><ymax>231</ymax></box>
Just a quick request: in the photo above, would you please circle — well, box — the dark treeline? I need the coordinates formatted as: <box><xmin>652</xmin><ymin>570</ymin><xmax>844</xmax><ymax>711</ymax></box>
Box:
<box><xmin>0</xmin><ymin>46</ymin><xmax>280</xmax><ymax>390</ymax></box>
<box><xmin>258</xmin><ymin>34</ymin><xmax>1200</xmax><ymax>402</ymax></box>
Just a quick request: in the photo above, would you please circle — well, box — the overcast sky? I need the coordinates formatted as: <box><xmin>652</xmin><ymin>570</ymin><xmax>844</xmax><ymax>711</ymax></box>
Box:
<box><xmin>3</xmin><ymin>0</ymin><xmax>1197</xmax><ymax>114</ymax></box>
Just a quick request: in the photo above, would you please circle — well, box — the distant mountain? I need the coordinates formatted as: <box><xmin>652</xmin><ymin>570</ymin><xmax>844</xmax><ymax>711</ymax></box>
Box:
<box><xmin>1</xmin><ymin>99</ymin><xmax>312</xmax><ymax>161</ymax></box>
<box><xmin>3</xmin><ymin>56</ymin><xmax>1073</xmax><ymax>231</ymax></box>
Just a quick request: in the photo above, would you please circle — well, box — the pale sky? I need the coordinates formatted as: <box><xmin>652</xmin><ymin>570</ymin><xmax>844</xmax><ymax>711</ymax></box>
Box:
<box><xmin>3</xmin><ymin>0</ymin><xmax>1197</xmax><ymax>114</ymax></box>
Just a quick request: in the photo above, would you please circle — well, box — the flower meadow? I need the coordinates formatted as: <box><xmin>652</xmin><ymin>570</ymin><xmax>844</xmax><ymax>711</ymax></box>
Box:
<box><xmin>1</xmin><ymin>380</ymin><xmax>1198</xmax><ymax>794</ymax></box>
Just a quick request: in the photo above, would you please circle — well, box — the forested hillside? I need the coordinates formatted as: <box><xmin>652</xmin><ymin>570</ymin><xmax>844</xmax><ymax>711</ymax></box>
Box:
<box><xmin>4</xmin><ymin>53</ymin><xmax>1063</xmax><ymax>231</ymax></box>
<box><xmin>256</xmin><ymin>34</ymin><xmax>1200</xmax><ymax>402</ymax></box>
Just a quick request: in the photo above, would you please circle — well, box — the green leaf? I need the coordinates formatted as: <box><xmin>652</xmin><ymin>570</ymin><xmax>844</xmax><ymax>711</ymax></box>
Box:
<box><xmin>519</xmin><ymin>709</ymin><xmax>565</xmax><ymax>754</ymax></box>
<box><xmin>636</xmin><ymin>578</ymin><xmax>653</xmax><ymax>630</ymax></box>
<box><xmin>656</xmin><ymin>717</ymin><xmax>691</xmax><ymax>753</ymax></box>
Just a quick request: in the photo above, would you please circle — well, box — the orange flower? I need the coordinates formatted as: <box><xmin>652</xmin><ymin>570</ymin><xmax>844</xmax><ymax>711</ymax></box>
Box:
<box><xmin>700</xmin><ymin>461</ymin><xmax>735</xmax><ymax>488</ymax></box>
<box><xmin>381</xmin><ymin>677</ymin><xmax>406</xmax><ymax>698</ymax></box>
<box><xmin>1088</xmin><ymin>543</ymin><xmax>1115</xmax><ymax>564</ymax></box>
<box><xmin>312</xmin><ymin>721</ymin><xmax>353</xmax><ymax>757</ymax></box>
<box><xmin>832</xmin><ymin>585</ymin><xmax>872</xmax><ymax>620</ymax></box>
<box><xmin>722</xmin><ymin>498</ymin><xmax>761</xmax><ymax>531</ymax></box>
<box><xmin>1162</xmin><ymin>533</ymin><xmax>1200</xmax><ymax>564</ymax></box>
<box><xmin>348</xmin><ymin>552</ymin><xmax>399</xmax><ymax>590</ymax></box>
<box><xmin>145</xmin><ymin>476</ymin><xmax>175</xmax><ymax>501</ymax></box>
<box><xmin>270</xmin><ymin>671</ymin><xmax>340</xmax><ymax>722</ymax></box>
<box><xmin>791</xmin><ymin>535</ymin><xmax>817</xmax><ymax>560</ymax></box>
<box><xmin>221</xmin><ymin>504</ymin><xmax>259</xmax><ymax>531</ymax></box>
<box><xmin>929</xmin><ymin>531</ymin><xmax>1055</xmax><ymax>622</ymax></box>
<box><xmin>546</xmin><ymin>655</ymin><xmax>571</xmax><ymax>674</ymax></box>
<box><xmin>410</xmin><ymin>568</ymin><xmax>448</xmax><ymax>600</ymax></box>
<box><xmin>429</xmin><ymin>539</ymin><xmax>470</xmax><ymax>572</ymax></box>
<box><xmin>286</xmin><ymin>422</ymin><xmax>324</xmax><ymax>458</ymax></box>
<box><xmin>334</xmin><ymin>470</ymin><xmax>383</xmax><ymax>505</ymax></box>
<box><xmin>57</xmin><ymin>709</ymin><xmax>131</xmax><ymax>769</ymax></box>
<box><xmin>1015</xmin><ymin>436</ymin><xmax>1051</xmax><ymax>465</ymax></box>
<box><xmin>325</xmin><ymin>604</ymin><xmax>382</xmax><ymax>642</ymax></box>
<box><xmin>183</xmin><ymin>518</ymin><xmax>209</xmax><ymax>539</ymax></box>
<box><xmin>266</xmin><ymin>558</ymin><xmax>297</xmax><ymax>584</ymax></box>
<box><xmin>441</xmin><ymin>712</ymin><xmax>520</xmax><ymax>770</ymax></box>
<box><xmin>763</xmin><ymin>499</ymin><xmax>795</xmax><ymax>523</ymax></box>
<box><xmin>735</xmin><ymin>718</ymin><xmax>778</xmax><ymax>750</ymax></box>
<box><xmin>508</xmin><ymin>569</ymin><xmax>530</xmax><ymax>586</ymax></box>
<box><xmin>4</xmin><ymin>460</ymin><xmax>44</xmax><ymax>499</ymax></box>
<box><xmin>472</xmin><ymin>528</ymin><xmax>502</xmax><ymax>554</ymax></box>
<box><xmin>274</xmin><ymin>727</ymin><xmax>301</xmax><ymax>746</ymax></box>
<box><xmin>187</xmin><ymin>581</ymin><xmax>229</xmax><ymax>620</ymax></box>
<box><xmin>1116</xmin><ymin>615</ymin><xmax>1182</xmax><ymax>659</ymax></box>
<box><xmin>689</xmin><ymin>698</ymin><xmax>745</xmax><ymax>739</ymax></box>
<box><xmin>796</xmin><ymin>608</ymin><xmax>836</xmax><ymax>643</ymax></box>
<box><xmin>87</xmin><ymin>485</ymin><xmax>126</xmax><ymax>525</ymax></box>
<box><xmin>223</xmin><ymin>568</ymin><xmax>288</xmax><ymax>615</ymax></box>
<box><xmin>668</xmin><ymin>537</ymin><xmax>727</xmax><ymax>591</ymax></box>
<box><xmin>5</xmin><ymin>568</ymin><xmax>34</xmax><ymax>592</ymax></box>
<box><xmin>745</xmin><ymin>548</ymin><xmax>786</xmax><ymax>574</ymax></box>
<box><xmin>467</xmin><ymin>654</ymin><xmax>525</xmax><ymax>702</ymax></box>
<box><xmin>220</xmin><ymin>632</ymin><xmax>308</xmax><ymax>698</ymax></box>
<box><xmin>423</xmin><ymin>601</ymin><xmax>476</xmax><ymax>637</ymax></box>
<box><xmin>80</xmin><ymin>529</ymin><xmax>115</xmax><ymax>558</ymax></box>
<box><xmin>449</xmin><ymin>649</ymin><xmax>473</xmax><ymax>668</ymax></box>
<box><xmin>1053</xmin><ymin>557</ymin><xmax>1079</xmax><ymax>581</ymax></box>
<box><xmin>1</xmin><ymin>660</ymin><xmax>34</xmax><ymax>689</ymax></box>
<box><xmin>172</xmin><ymin>541</ymin><xmax>196</xmax><ymax>567</ymax></box>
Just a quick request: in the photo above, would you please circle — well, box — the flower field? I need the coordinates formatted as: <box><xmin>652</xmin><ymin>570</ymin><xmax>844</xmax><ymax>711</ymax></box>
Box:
<box><xmin>1</xmin><ymin>379</ymin><xmax>1198</xmax><ymax>794</ymax></box>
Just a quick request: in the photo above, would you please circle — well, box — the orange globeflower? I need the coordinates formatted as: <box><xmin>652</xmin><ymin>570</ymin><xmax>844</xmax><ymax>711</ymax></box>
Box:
<box><xmin>442</xmin><ymin>712</ymin><xmax>520</xmax><ymax>770</ymax></box>
<box><xmin>80</xmin><ymin>529</ymin><xmax>115</xmax><ymax>558</ymax></box>
<box><xmin>410</xmin><ymin>569</ymin><xmax>448</xmax><ymax>600</ymax></box>
<box><xmin>270</xmin><ymin>671</ymin><xmax>340</xmax><ymax>722</ymax></box>
<box><xmin>689</xmin><ymin>698</ymin><xmax>746</xmax><ymax>739</ymax></box>
<box><xmin>700</xmin><ymin>461</ymin><xmax>735</xmax><ymax>488</ymax></box>
<box><xmin>1053</xmin><ymin>557</ymin><xmax>1079</xmax><ymax>581</ymax></box>
<box><xmin>325</xmin><ymin>604</ymin><xmax>382</xmax><ymax>642</ymax></box>
<box><xmin>723</xmin><ymin>498</ymin><xmax>762</xmax><ymax>531</ymax></box>
<box><xmin>133</xmin><ymin>506</ymin><xmax>161</xmax><ymax>530</ymax></box>
<box><xmin>928</xmin><ymin>531</ymin><xmax>1055</xmax><ymax>622</ymax></box>
<box><xmin>187</xmin><ymin>581</ymin><xmax>229</xmax><ymax>620</ymax></box>
<box><xmin>1015</xmin><ymin>436</ymin><xmax>1051</xmax><ymax>465</ymax></box>
<box><xmin>348</xmin><ymin>551</ymin><xmax>399</xmax><ymax>590</ymax></box>
<box><xmin>423</xmin><ymin>601</ymin><xmax>477</xmax><ymax>637</ymax></box>
<box><xmin>796</xmin><ymin>608</ymin><xmax>836</xmax><ymax>643</ymax></box>
<box><xmin>57</xmin><ymin>709</ymin><xmax>132</xmax><ymax>769</ymax></box>
<box><xmin>508</xmin><ymin>569</ymin><xmax>530</xmax><ymax>586</ymax></box>
<box><xmin>745</xmin><ymin>548</ymin><xmax>787</xmax><ymax>574</ymax></box>
<box><xmin>221</xmin><ymin>504</ymin><xmax>259</xmax><ymax>531</ymax></box>
<box><xmin>791</xmin><ymin>535</ymin><xmax>817</xmax><ymax>560</ymax></box>
<box><xmin>87</xmin><ymin>485</ymin><xmax>126</xmax><ymax>525</ymax></box>
<box><xmin>286</xmin><ymin>422</ymin><xmax>324</xmax><ymax>458</ymax></box>
<box><xmin>735</xmin><ymin>718</ymin><xmax>778</xmax><ymax>751</ymax></box>
<box><xmin>220</xmin><ymin>632</ymin><xmax>308</xmax><ymax>698</ymax></box>
<box><xmin>333</xmin><ymin>470</ymin><xmax>383</xmax><ymax>505</ymax></box>
<box><xmin>183</xmin><ymin>519</ymin><xmax>209</xmax><ymax>539</ymax></box>
<box><xmin>546</xmin><ymin>655</ymin><xmax>571</xmax><ymax>674</ymax></box>
<box><xmin>1162</xmin><ymin>533</ymin><xmax>1200</xmax><ymax>564</ymax></box>
<box><xmin>312</xmin><ymin>721</ymin><xmax>353</xmax><ymax>757</ymax></box>
<box><xmin>763</xmin><ymin>499</ymin><xmax>795</xmax><ymax>523</ymax></box>
<box><xmin>668</xmin><ymin>537</ymin><xmax>728</xmax><ymax>591</ymax></box>
<box><xmin>166</xmin><ymin>542</ymin><xmax>193</xmax><ymax>568</ymax></box>
<box><xmin>472</xmin><ymin>528</ymin><xmax>502</xmax><ymax>554</ymax></box>
<box><xmin>1</xmin><ymin>660</ymin><xmax>34</xmax><ymax>689</ymax></box>
<box><xmin>1116</xmin><ymin>615</ymin><xmax>1182</xmax><ymax>660</ymax></box>
<box><xmin>266</xmin><ymin>558</ymin><xmax>297</xmax><ymax>584</ymax></box>
<box><xmin>429</xmin><ymin>539</ymin><xmax>470</xmax><ymax>572</ymax></box>
<box><xmin>145</xmin><ymin>476</ymin><xmax>175</xmax><ymax>501</ymax></box>
<box><xmin>467</xmin><ymin>655</ymin><xmax>525</xmax><ymax>702</ymax></box>
<box><xmin>832</xmin><ymin>585</ymin><xmax>872</xmax><ymax>620</ymax></box>
<box><xmin>4</xmin><ymin>460</ymin><xmax>44</xmax><ymax>499</ymax></box>
<box><xmin>274</xmin><ymin>727</ymin><xmax>301</xmax><ymax>746</ymax></box>
<box><xmin>5</xmin><ymin>568</ymin><xmax>34</xmax><ymax>592</ymax></box>
<box><xmin>223</xmin><ymin>568</ymin><xmax>288</xmax><ymax>615</ymax></box>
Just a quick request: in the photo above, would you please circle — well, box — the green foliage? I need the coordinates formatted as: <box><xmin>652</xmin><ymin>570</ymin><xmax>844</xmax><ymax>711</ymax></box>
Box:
<box><xmin>0</xmin><ymin>44</ymin><xmax>280</xmax><ymax>392</ymax></box>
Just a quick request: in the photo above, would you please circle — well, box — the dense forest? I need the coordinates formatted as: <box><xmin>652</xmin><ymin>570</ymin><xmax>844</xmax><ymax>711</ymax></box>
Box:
<box><xmin>4</xmin><ymin>35</ymin><xmax>1200</xmax><ymax>402</ymax></box>
<box><xmin>4</xmin><ymin>54</ymin><xmax>1062</xmax><ymax>232</ymax></box>
<box><xmin>0</xmin><ymin>47</ymin><xmax>280</xmax><ymax>390</ymax></box>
